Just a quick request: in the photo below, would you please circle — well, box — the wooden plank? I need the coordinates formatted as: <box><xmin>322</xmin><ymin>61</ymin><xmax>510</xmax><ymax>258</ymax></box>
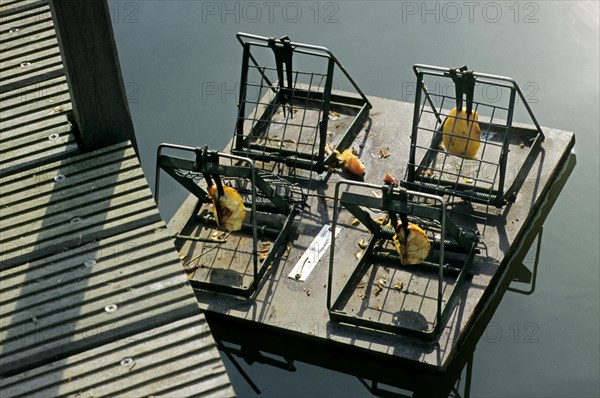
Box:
<box><xmin>0</xmin><ymin>142</ymin><xmax>159</xmax><ymax>269</ymax></box>
<box><xmin>0</xmin><ymin>36</ymin><xmax>58</xmax><ymax>68</ymax></box>
<box><xmin>0</xmin><ymin>11</ymin><xmax>52</xmax><ymax>43</ymax></box>
<box><xmin>0</xmin><ymin>7</ymin><xmax>52</xmax><ymax>37</ymax></box>
<box><xmin>0</xmin><ymin>0</ymin><xmax>45</xmax><ymax>18</ymax></box>
<box><xmin>0</xmin><ymin>73</ymin><xmax>78</xmax><ymax>177</ymax></box>
<box><xmin>0</xmin><ymin>315</ymin><xmax>235</xmax><ymax>397</ymax></box>
<box><xmin>0</xmin><ymin>77</ymin><xmax>68</xmax><ymax>117</ymax></box>
<box><xmin>0</xmin><ymin>125</ymin><xmax>77</xmax><ymax>176</ymax></box>
<box><xmin>0</xmin><ymin>3</ymin><xmax>47</xmax><ymax>28</ymax></box>
<box><xmin>0</xmin><ymin>67</ymin><xmax>63</xmax><ymax>94</ymax></box>
<box><xmin>0</xmin><ymin>54</ymin><xmax>63</xmax><ymax>87</ymax></box>
<box><xmin>0</xmin><ymin>20</ymin><xmax>55</xmax><ymax>56</ymax></box>
<box><xmin>0</xmin><ymin>223</ymin><xmax>200</xmax><ymax>376</ymax></box>
<box><xmin>48</xmin><ymin>0</ymin><xmax>136</xmax><ymax>151</ymax></box>
<box><xmin>0</xmin><ymin>97</ymin><xmax>71</xmax><ymax>135</ymax></box>
<box><xmin>0</xmin><ymin>139</ymin><xmax>128</xmax><ymax>187</ymax></box>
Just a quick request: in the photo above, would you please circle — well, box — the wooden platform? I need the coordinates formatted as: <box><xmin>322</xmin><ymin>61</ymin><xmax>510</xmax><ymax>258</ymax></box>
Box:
<box><xmin>0</xmin><ymin>0</ymin><xmax>77</xmax><ymax>176</ymax></box>
<box><xmin>0</xmin><ymin>1</ymin><xmax>234</xmax><ymax>395</ymax></box>
<box><xmin>0</xmin><ymin>142</ymin><xmax>235</xmax><ymax>396</ymax></box>
<box><xmin>169</xmin><ymin>94</ymin><xmax>575</xmax><ymax>372</ymax></box>
<box><xmin>1</xmin><ymin>315</ymin><xmax>233</xmax><ymax>397</ymax></box>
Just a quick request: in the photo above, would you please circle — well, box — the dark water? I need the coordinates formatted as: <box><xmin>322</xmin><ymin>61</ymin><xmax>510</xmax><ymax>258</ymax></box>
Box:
<box><xmin>111</xmin><ymin>1</ymin><xmax>599</xmax><ymax>396</ymax></box>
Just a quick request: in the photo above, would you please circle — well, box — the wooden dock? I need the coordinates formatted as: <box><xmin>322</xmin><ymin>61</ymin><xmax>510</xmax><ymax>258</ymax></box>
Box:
<box><xmin>0</xmin><ymin>1</ymin><xmax>234</xmax><ymax>396</ymax></box>
<box><xmin>169</xmin><ymin>92</ymin><xmax>575</xmax><ymax>377</ymax></box>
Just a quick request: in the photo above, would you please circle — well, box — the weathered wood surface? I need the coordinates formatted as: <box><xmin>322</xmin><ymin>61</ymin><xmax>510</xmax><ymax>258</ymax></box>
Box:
<box><xmin>0</xmin><ymin>75</ymin><xmax>77</xmax><ymax>175</ymax></box>
<box><xmin>170</xmin><ymin>94</ymin><xmax>575</xmax><ymax>371</ymax></box>
<box><xmin>48</xmin><ymin>0</ymin><xmax>136</xmax><ymax>151</ymax></box>
<box><xmin>1</xmin><ymin>2</ymin><xmax>234</xmax><ymax>393</ymax></box>
<box><xmin>0</xmin><ymin>142</ymin><xmax>158</xmax><ymax>269</ymax></box>
<box><xmin>0</xmin><ymin>315</ymin><xmax>235</xmax><ymax>397</ymax></box>
<box><xmin>0</xmin><ymin>0</ymin><xmax>46</xmax><ymax>18</ymax></box>
<box><xmin>0</xmin><ymin>220</ymin><xmax>200</xmax><ymax>375</ymax></box>
<box><xmin>0</xmin><ymin>141</ymin><xmax>235</xmax><ymax>393</ymax></box>
<box><xmin>0</xmin><ymin>3</ymin><xmax>64</xmax><ymax>90</ymax></box>
<box><xmin>0</xmin><ymin>1</ymin><xmax>77</xmax><ymax>175</ymax></box>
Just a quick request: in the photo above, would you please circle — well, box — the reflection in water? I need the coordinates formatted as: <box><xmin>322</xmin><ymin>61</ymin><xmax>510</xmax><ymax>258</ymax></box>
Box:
<box><xmin>208</xmin><ymin>154</ymin><xmax>575</xmax><ymax>397</ymax></box>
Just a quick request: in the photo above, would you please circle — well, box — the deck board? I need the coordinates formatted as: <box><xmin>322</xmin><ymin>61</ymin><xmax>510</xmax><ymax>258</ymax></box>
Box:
<box><xmin>0</xmin><ymin>142</ymin><xmax>161</xmax><ymax>269</ymax></box>
<box><xmin>0</xmin><ymin>140</ymin><xmax>234</xmax><ymax>392</ymax></box>
<box><xmin>0</xmin><ymin>315</ymin><xmax>235</xmax><ymax>397</ymax></box>
<box><xmin>0</xmin><ymin>2</ymin><xmax>76</xmax><ymax>175</ymax></box>
<box><xmin>0</xmin><ymin>3</ymin><xmax>234</xmax><ymax>393</ymax></box>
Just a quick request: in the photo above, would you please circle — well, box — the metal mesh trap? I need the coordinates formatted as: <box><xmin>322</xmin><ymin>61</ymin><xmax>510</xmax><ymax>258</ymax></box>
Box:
<box><xmin>327</xmin><ymin>181</ymin><xmax>478</xmax><ymax>340</ymax></box>
<box><xmin>232</xmin><ymin>33</ymin><xmax>371</xmax><ymax>173</ymax></box>
<box><xmin>404</xmin><ymin>65</ymin><xmax>545</xmax><ymax>209</ymax></box>
<box><xmin>156</xmin><ymin>144</ymin><xmax>303</xmax><ymax>297</ymax></box>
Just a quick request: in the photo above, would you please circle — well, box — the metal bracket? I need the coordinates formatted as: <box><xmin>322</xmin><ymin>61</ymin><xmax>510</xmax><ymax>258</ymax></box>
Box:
<box><xmin>449</xmin><ymin>65</ymin><xmax>476</xmax><ymax>117</ymax></box>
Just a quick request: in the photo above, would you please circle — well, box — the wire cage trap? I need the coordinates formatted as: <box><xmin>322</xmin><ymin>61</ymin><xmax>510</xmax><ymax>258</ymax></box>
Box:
<box><xmin>327</xmin><ymin>181</ymin><xmax>478</xmax><ymax>340</ymax></box>
<box><xmin>404</xmin><ymin>64</ymin><xmax>545</xmax><ymax>209</ymax></box>
<box><xmin>232</xmin><ymin>33</ymin><xmax>372</xmax><ymax>173</ymax></box>
<box><xmin>156</xmin><ymin>144</ymin><xmax>304</xmax><ymax>297</ymax></box>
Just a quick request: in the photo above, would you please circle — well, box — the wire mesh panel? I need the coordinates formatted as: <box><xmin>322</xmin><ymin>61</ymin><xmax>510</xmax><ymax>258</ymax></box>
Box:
<box><xmin>156</xmin><ymin>144</ymin><xmax>302</xmax><ymax>298</ymax></box>
<box><xmin>327</xmin><ymin>181</ymin><xmax>477</xmax><ymax>340</ymax></box>
<box><xmin>233</xmin><ymin>33</ymin><xmax>371</xmax><ymax>173</ymax></box>
<box><xmin>404</xmin><ymin>65</ymin><xmax>545</xmax><ymax>208</ymax></box>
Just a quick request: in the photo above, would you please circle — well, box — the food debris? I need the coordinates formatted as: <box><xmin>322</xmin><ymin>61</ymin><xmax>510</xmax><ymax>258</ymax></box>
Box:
<box><xmin>463</xmin><ymin>177</ymin><xmax>474</xmax><ymax>184</ymax></box>
<box><xmin>377</xmin><ymin>277</ymin><xmax>387</xmax><ymax>288</ymax></box>
<box><xmin>357</xmin><ymin>282</ymin><xmax>365</xmax><ymax>289</ymax></box>
<box><xmin>376</xmin><ymin>304</ymin><xmax>383</xmax><ymax>311</ymax></box>
<box><xmin>374</xmin><ymin>285</ymin><xmax>383</xmax><ymax>296</ymax></box>
<box><xmin>325</xmin><ymin>143</ymin><xmax>334</xmax><ymax>156</ymax></box>
<box><xmin>211</xmin><ymin>231</ymin><xmax>228</xmax><ymax>240</ymax></box>
<box><xmin>357</xmin><ymin>293</ymin><xmax>365</xmax><ymax>300</ymax></box>
<box><xmin>383</xmin><ymin>172</ymin><xmax>399</xmax><ymax>187</ymax></box>
<box><xmin>372</xmin><ymin>190</ymin><xmax>383</xmax><ymax>199</ymax></box>
<box><xmin>358</xmin><ymin>238</ymin><xmax>368</xmax><ymax>249</ymax></box>
<box><xmin>351</xmin><ymin>218</ymin><xmax>360</xmax><ymax>226</ymax></box>
<box><xmin>336</xmin><ymin>149</ymin><xmax>366</xmax><ymax>176</ymax></box>
<box><xmin>378</xmin><ymin>147</ymin><xmax>391</xmax><ymax>159</ymax></box>
<box><xmin>355</xmin><ymin>251</ymin><xmax>363</xmax><ymax>259</ymax></box>
<box><xmin>208</xmin><ymin>185</ymin><xmax>246</xmax><ymax>232</ymax></box>
<box><xmin>303</xmin><ymin>288</ymin><xmax>311</xmax><ymax>296</ymax></box>
<box><xmin>392</xmin><ymin>222</ymin><xmax>431</xmax><ymax>265</ymax></box>
<box><xmin>258</xmin><ymin>241</ymin><xmax>271</xmax><ymax>253</ymax></box>
<box><xmin>374</xmin><ymin>215</ymin><xmax>389</xmax><ymax>225</ymax></box>
<box><xmin>393</xmin><ymin>281</ymin><xmax>404</xmax><ymax>291</ymax></box>
<box><xmin>259</xmin><ymin>252</ymin><xmax>268</xmax><ymax>262</ymax></box>
<box><xmin>284</xmin><ymin>243</ymin><xmax>292</xmax><ymax>258</ymax></box>
<box><xmin>421</xmin><ymin>169</ymin><xmax>433</xmax><ymax>177</ymax></box>
<box><xmin>519</xmin><ymin>140</ymin><xmax>525</xmax><ymax>149</ymax></box>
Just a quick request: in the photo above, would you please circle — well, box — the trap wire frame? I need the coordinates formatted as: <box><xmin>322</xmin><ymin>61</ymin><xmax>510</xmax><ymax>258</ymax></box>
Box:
<box><xmin>327</xmin><ymin>181</ymin><xmax>478</xmax><ymax>340</ymax></box>
<box><xmin>404</xmin><ymin>64</ymin><xmax>545</xmax><ymax>208</ymax></box>
<box><xmin>156</xmin><ymin>143</ymin><xmax>301</xmax><ymax>297</ymax></box>
<box><xmin>233</xmin><ymin>32</ymin><xmax>372</xmax><ymax>173</ymax></box>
